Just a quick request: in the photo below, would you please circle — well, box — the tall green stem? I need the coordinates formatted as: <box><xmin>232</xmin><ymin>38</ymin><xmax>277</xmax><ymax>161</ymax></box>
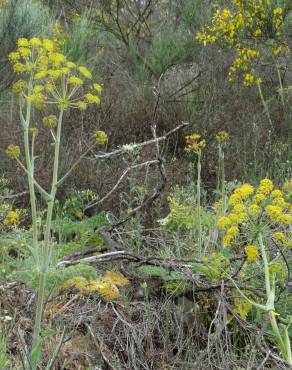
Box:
<box><xmin>257</xmin><ymin>83</ymin><xmax>273</xmax><ymax>132</ymax></box>
<box><xmin>197</xmin><ymin>150</ymin><xmax>202</xmax><ymax>255</ymax></box>
<box><xmin>21</xmin><ymin>83</ymin><xmax>38</xmax><ymax>262</ymax></box>
<box><xmin>218</xmin><ymin>145</ymin><xmax>226</xmax><ymax>213</ymax></box>
<box><xmin>31</xmin><ymin>109</ymin><xmax>64</xmax><ymax>368</ymax></box>
<box><xmin>258</xmin><ymin>233</ymin><xmax>291</xmax><ymax>365</ymax></box>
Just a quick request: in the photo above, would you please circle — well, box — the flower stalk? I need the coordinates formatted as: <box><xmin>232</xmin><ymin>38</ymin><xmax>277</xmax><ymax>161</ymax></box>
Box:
<box><xmin>7</xmin><ymin>36</ymin><xmax>105</xmax><ymax>369</ymax></box>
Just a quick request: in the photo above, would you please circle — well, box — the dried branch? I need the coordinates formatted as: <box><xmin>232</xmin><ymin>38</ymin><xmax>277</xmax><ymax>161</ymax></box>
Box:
<box><xmin>85</xmin><ymin>159</ymin><xmax>159</xmax><ymax>211</ymax></box>
<box><xmin>94</xmin><ymin>121</ymin><xmax>189</xmax><ymax>160</ymax></box>
<box><xmin>0</xmin><ymin>191</ymin><xmax>28</xmax><ymax>201</ymax></box>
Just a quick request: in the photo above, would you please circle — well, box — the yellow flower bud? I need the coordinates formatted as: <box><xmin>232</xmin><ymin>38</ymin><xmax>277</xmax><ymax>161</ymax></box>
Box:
<box><xmin>42</xmin><ymin>115</ymin><xmax>58</xmax><ymax>128</ymax></box>
<box><xmin>94</xmin><ymin>130</ymin><xmax>108</xmax><ymax>145</ymax></box>
<box><xmin>6</xmin><ymin>144</ymin><xmax>20</xmax><ymax>159</ymax></box>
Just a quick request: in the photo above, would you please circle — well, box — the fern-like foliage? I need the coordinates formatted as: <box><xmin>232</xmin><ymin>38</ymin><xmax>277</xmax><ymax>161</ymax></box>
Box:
<box><xmin>158</xmin><ymin>187</ymin><xmax>215</xmax><ymax>231</ymax></box>
<box><xmin>61</xmin><ymin>270</ymin><xmax>130</xmax><ymax>301</ymax></box>
<box><xmin>11</xmin><ymin>263</ymin><xmax>97</xmax><ymax>292</ymax></box>
<box><xmin>138</xmin><ymin>265</ymin><xmax>190</xmax><ymax>295</ymax></box>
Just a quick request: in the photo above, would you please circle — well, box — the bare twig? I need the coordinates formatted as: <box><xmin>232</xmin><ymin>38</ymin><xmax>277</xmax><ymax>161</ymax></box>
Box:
<box><xmin>0</xmin><ymin>191</ymin><xmax>28</xmax><ymax>201</ymax></box>
<box><xmin>94</xmin><ymin>121</ymin><xmax>189</xmax><ymax>160</ymax></box>
<box><xmin>85</xmin><ymin>159</ymin><xmax>159</xmax><ymax>211</ymax></box>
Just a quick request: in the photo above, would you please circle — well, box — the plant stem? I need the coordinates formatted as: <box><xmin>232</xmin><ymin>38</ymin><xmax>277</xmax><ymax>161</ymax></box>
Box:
<box><xmin>219</xmin><ymin>145</ymin><xmax>226</xmax><ymax>213</ymax></box>
<box><xmin>197</xmin><ymin>150</ymin><xmax>202</xmax><ymax>255</ymax></box>
<box><xmin>22</xmin><ymin>88</ymin><xmax>38</xmax><ymax>264</ymax></box>
<box><xmin>276</xmin><ymin>64</ymin><xmax>285</xmax><ymax>109</ymax></box>
<box><xmin>257</xmin><ymin>83</ymin><xmax>274</xmax><ymax>132</ymax></box>
<box><xmin>258</xmin><ymin>233</ymin><xmax>290</xmax><ymax>364</ymax></box>
<box><xmin>31</xmin><ymin>108</ymin><xmax>64</xmax><ymax>367</ymax></box>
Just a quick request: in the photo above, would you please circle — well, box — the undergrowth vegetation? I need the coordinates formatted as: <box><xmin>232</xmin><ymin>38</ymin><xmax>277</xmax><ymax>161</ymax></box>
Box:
<box><xmin>0</xmin><ymin>0</ymin><xmax>291</xmax><ymax>369</ymax></box>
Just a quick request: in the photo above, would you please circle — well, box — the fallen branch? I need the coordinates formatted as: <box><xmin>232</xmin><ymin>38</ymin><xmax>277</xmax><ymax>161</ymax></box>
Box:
<box><xmin>0</xmin><ymin>191</ymin><xmax>28</xmax><ymax>201</ymax></box>
<box><xmin>93</xmin><ymin>121</ymin><xmax>189</xmax><ymax>160</ymax></box>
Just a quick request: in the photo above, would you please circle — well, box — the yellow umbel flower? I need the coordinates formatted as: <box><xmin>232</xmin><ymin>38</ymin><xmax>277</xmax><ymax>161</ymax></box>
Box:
<box><xmin>218</xmin><ymin>216</ymin><xmax>231</xmax><ymax>230</ymax></box>
<box><xmin>265</xmin><ymin>205</ymin><xmax>282</xmax><ymax>221</ymax></box>
<box><xmin>185</xmin><ymin>133</ymin><xmax>206</xmax><ymax>154</ymax></box>
<box><xmin>243</xmin><ymin>73</ymin><xmax>255</xmax><ymax>86</ymax></box>
<box><xmin>78</xmin><ymin>66</ymin><xmax>92</xmax><ymax>79</ymax></box>
<box><xmin>42</xmin><ymin>115</ymin><xmax>58</xmax><ymax>128</ymax></box>
<box><xmin>257</xmin><ymin>178</ymin><xmax>273</xmax><ymax>194</ymax></box>
<box><xmin>30</xmin><ymin>127</ymin><xmax>39</xmax><ymax>136</ymax></box>
<box><xmin>273</xmin><ymin>47</ymin><xmax>282</xmax><ymax>56</ymax></box>
<box><xmin>216</xmin><ymin>130</ymin><xmax>229</xmax><ymax>143</ymax></box>
<box><xmin>33</xmin><ymin>85</ymin><xmax>44</xmax><ymax>93</ymax></box>
<box><xmin>85</xmin><ymin>93</ymin><xmax>100</xmax><ymax>104</ymax></box>
<box><xmin>76</xmin><ymin>101</ymin><xmax>87</xmax><ymax>110</ymax></box>
<box><xmin>253</xmin><ymin>193</ymin><xmax>266</xmax><ymax>203</ymax></box>
<box><xmin>234</xmin><ymin>183</ymin><xmax>254</xmax><ymax>200</ymax></box>
<box><xmin>94</xmin><ymin>130</ymin><xmax>108</xmax><ymax>145</ymax></box>
<box><xmin>271</xmin><ymin>189</ymin><xmax>283</xmax><ymax>198</ymax></box>
<box><xmin>9</xmin><ymin>37</ymin><xmax>103</xmax><ymax>111</ymax></box>
<box><xmin>272</xmin><ymin>197</ymin><xmax>288</xmax><ymax>208</ymax></box>
<box><xmin>4</xmin><ymin>210</ymin><xmax>20</xmax><ymax>226</ymax></box>
<box><xmin>272</xmin><ymin>232</ymin><xmax>288</xmax><ymax>246</ymax></box>
<box><xmin>233</xmin><ymin>204</ymin><xmax>246</xmax><ymax>213</ymax></box>
<box><xmin>248</xmin><ymin>204</ymin><xmax>261</xmax><ymax>216</ymax></box>
<box><xmin>13</xmin><ymin>80</ymin><xmax>27</xmax><ymax>93</ymax></box>
<box><xmin>29</xmin><ymin>37</ymin><xmax>42</xmax><ymax>47</ymax></box>
<box><xmin>68</xmin><ymin>76</ymin><xmax>83</xmax><ymax>85</ymax></box>
<box><xmin>223</xmin><ymin>234</ymin><xmax>234</xmax><ymax>247</ymax></box>
<box><xmin>8</xmin><ymin>51</ymin><xmax>20</xmax><ymax>62</ymax></box>
<box><xmin>276</xmin><ymin>214</ymin><xmax>292</xmax><ymax>226</ymax></box>
<box><xmin>229</xmin><ymin>193</ymin><xmax>242</xmax><ymax>206</ymax></box>
<box><xmin>226</xmin><ymin>225</ymin><xmax>240</xmax><ymax>237</ymax></box>
<box><xmin>27</xmin><ymin>92</ymin><xmax>46</xmax><ymax>109</ymax></box>
<box><xmin>6</xmin><ymin>144</ymin><xmax>20</xmax><ymax>159</ymax></box>
<box><xmin>92</xmin><ymin>83</ymin><xmax>102</xmax><ymax>93</ymax></box>
<box><xmin>245</xmin><ymin>244</ymin><xmax>259</xmax><ymax>261</ymax></box>
<box><xmin>18</xmin><ymin>47</ymin><xmax>31</xmax><ymax>58</ymax></box>
<box><xmin>13</xmin><ymin>62</ymin><xmax>27</xmax><ymax>73</ymax></box>
<box><xmin>273</xmin><ymin>7</ymin><xmax>283</xmax><ymax>16</ymax></box>
<box><xmin>17</xmin><ymin>38</ymin><xmax>29</xmax><ymax>47</ymax></box>
<box><xmin>254</xmin><ymin>29</ymin><xmax>262</xmax><ymax>37</ymax></box>
<box><xmin>43</xmin><ymin>38</ymin><xmax>54</xmax><ymax>52</ymax></box>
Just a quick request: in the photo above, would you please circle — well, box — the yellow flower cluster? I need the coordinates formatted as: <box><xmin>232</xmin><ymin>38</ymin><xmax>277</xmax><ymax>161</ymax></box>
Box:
<box><xmin>4</xmin><ymin>210</ymin><xmax>20</xmax><ymax>226</ymax></box>
<box><xmin>9</xmin><ymin>37</ymin><xmax>102</xmax><ymax>111</ymax></box>
<box><xmin>6</xmin><ymin>144</ymin><xmax>20</xmax><ymax>159</ymax></box>
<box><xmin>42</xmin><ymin>115</ymin><xmax>58</xmax><ymax>128</ymax></box>
<box><xmin>216</xmin><ymin>130</ymin><xmax>229</xmax><ymax>143</ymax></box>
<box><xmin>245</xmin><ymin>244</ymin><xmax>259</xmax><ymax>261</ymax></box>
<box><xmin>218</xmin><ymin>178</ymin><xmax>291</xmax><ymax>249</ymax></box>
<box><xmin>228</xmin><ymin>47</ymin><xmax>262</xmax><ymax>86</ymax></box>
<box><xmin>257</xmin><ymin>178</ymin><xmax>273</xmax><ymax>194</ymax></box>
<box><xmin>196</xmin><ymin>1</ymin><xmax>287</xmax><ymax>87</ymax></box>
<box><xmin>94</xmin><ymin>130</ymin><xmax>108</xmax><ymax>145</ymax></box>
<box><xmin>185</xmin><ymin>134</ymin><xmax>206</xmax><ymax>154</ymax></box>
<box><xmin>30</xmin><ymin>127</ymin><xmax>39</xmax><ymax>136</ymax></box>
<box><xmin>62</xmin><ymin>271</ymin><xmax>129</xmax><ymax>301</ymax></box>
<box><xmin>272</xmin><ymin>231</ymin><xmax>290</xmax><ymax>248</ymax></box>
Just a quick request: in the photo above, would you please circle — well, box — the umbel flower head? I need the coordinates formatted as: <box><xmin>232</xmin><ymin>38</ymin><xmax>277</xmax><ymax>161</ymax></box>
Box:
<box><xmin>218</xmin><ymin>178</ymin><xmax>292</xmax><ymax>252</ymax></box>
<box><xmin>9</xmin><ymin>37</ymin><xmax>102</xmax><ymax>110</ymax></box>
<box><xmin>216</xmin><ymin>130</ymin><xmax>229</xmax><ymax>143</ymax></box>
<box><xmin>185</xmin><ymin>133</ymin><xmax>206</xmax><ymax>154</ymax></box>
<box><xmin>4</xmin><ymin>210</ymin><xmax>20</xmax><ymax>226</ymax></box>
<box><xmin>42</xmin><ymin>115</ymin><xmax>58</xmax><ymax>128</ymax></box>
<box><xmin>6</xmin><ymin>144</ymin><xmax>20</xmax><ymax>159</ymax></box>
<box><xmin>94</xmin><ymin>130</ymin><xmax>108</xmax><ymax>145</ymax></box>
